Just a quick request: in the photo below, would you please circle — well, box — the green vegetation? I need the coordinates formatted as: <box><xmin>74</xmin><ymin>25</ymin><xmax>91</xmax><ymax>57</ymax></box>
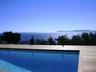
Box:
<box><xmin>71</xmin><ymin>35</ymin><xmax>81</xmax><ymax>45</ymax></box>
<box><xmin>30</xmin><ymin>36</ymin><xmax>35</xmax><ymax>45</ymax></box>
<box><xmin>29</xmin><ymin>32</ymin><xmax>96</xmax><ymax>45</ymax></box>
<box><xmin>56</xmin><ymin>35</ymin><xmax>69</xmax><ymax>45</ymax></box>
<box><xmin>0</xmin><ymin>31</ymin><xmax>21</xmax><ymax>44</ymax></box>
<box><xmin>48</xmin><ymin>37</ymin><xmax>55</xmax><ymax>45</ymax></box>
<box><xmin>0</xmin><ymin>31</ymin><xmax>96</xmax><ymax>45</ymax></box>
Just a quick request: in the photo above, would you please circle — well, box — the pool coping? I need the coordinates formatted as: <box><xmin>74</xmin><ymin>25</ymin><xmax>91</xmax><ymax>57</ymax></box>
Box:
<box><xmin>0</xmin><ymin>44</ymin><xmax>96</xmax><ymax>72</ymax></box>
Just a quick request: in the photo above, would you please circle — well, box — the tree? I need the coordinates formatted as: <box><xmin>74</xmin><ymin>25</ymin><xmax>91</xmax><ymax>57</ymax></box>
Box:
<box><xmin>0</xmin><ymin>35</ymin><xmax>2</xmax><ymax>43</ymax></box>
<box><xmin>56</xmin><ymin>35</ymin><xmax>69</xmax><ymax>45</ymax></box>
<box><xmin>71</xmin><ymin>35</ymin><xmax>81</xmax><ymax>45</ymax></box>
<box><xmin>81</xmin><ymin>33</ymin><xmax>90</xmax><ymax>45</ymax></box>
<box><xmin>1</xmin><ymin>31</ymin><xmax>21</xmax><ymax>44</ymax></box>
<box><xmin>89</xmin><ymin>32</ymin><xmax>96</xmax><ymax>45</ymax></box>
<box><xmin>36</xmin><ymin>39</ymin><xmax>48</xmax><ymax>45</ymax></box>
<box><xmin>47</xmin><ymin>37</ymin><xmax>55</xmax><ymax>45</ymax></box>
<box><xmin>30</xmin><ymin>36</ymin><xmax>35</xmax><ymax>45</ymax></box>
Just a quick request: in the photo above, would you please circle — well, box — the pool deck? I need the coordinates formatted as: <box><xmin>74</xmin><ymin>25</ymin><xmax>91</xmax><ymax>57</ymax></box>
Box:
<box><xmin>0</xmin><ymin>44</ymin><xmax>96</xmax><ymax>72</ymax></box>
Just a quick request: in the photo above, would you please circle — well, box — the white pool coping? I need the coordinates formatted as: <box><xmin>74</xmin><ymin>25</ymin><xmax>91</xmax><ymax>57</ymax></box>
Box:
<box><xmin>0</xmin><ymin>44</ymin><xmax>96</xmax><ymax>72</ymax></box>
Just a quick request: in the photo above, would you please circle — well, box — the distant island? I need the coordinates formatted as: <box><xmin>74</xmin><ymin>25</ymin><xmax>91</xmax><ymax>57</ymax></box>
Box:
<box><xmin>57</xmin><ymin>30</ymin><xmax>96</xmax><ymax>32</ymax></box>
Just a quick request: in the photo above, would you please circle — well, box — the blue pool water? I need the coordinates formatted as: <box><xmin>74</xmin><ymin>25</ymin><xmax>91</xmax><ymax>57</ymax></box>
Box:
<box><xmin>0</xmin><ymin>49</ymin><xmax>79</xmax><ymax>72</ymax></box>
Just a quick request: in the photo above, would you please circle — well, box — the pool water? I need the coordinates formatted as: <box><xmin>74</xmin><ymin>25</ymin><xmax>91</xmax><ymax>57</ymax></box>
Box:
<box><xmin>0</xmin><ymin>49</ymin><xmax>79</xmax><ymax>72</ymax></box>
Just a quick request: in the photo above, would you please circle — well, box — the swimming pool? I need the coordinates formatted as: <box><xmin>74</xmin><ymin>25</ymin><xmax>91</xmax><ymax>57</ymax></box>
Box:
<box><xmin>0</xmin><ymin>49</ymin><xmax>79</xmax><ymax>72</ymax></box>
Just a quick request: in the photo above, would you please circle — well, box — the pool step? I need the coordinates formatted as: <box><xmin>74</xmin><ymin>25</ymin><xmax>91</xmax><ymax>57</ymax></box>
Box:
<box><xmin>0</xmin><ymin>59</ymin><xmax>32</xmax><ymax>72</ymax></box>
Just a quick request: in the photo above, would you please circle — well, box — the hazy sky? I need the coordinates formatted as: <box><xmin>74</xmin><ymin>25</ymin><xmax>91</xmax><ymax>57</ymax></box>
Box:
<box><xmin>0</xmin><ymin>0</ymin><xmax>96</xmax><ymax>32</ymax></box>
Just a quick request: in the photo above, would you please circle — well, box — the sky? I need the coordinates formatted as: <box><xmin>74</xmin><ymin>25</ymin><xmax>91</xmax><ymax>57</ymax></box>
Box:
<box><xmin>0</xmin><ymin>0</ymin><xmax>96</xmax><ymax>33</ymax></box>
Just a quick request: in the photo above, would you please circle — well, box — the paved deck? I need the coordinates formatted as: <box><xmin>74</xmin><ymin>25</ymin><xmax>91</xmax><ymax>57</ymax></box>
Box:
<box><xmin>0</xmin><ymin>44</ymin><xmax>96</xmax><ymax>72</ymax></box>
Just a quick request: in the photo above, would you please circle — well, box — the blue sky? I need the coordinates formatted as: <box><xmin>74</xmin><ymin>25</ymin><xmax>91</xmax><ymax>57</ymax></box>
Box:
<box><xmin>0</xmin><ymin>0</ymin><xmax>96</xmax><ymax>32</ymax></box>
